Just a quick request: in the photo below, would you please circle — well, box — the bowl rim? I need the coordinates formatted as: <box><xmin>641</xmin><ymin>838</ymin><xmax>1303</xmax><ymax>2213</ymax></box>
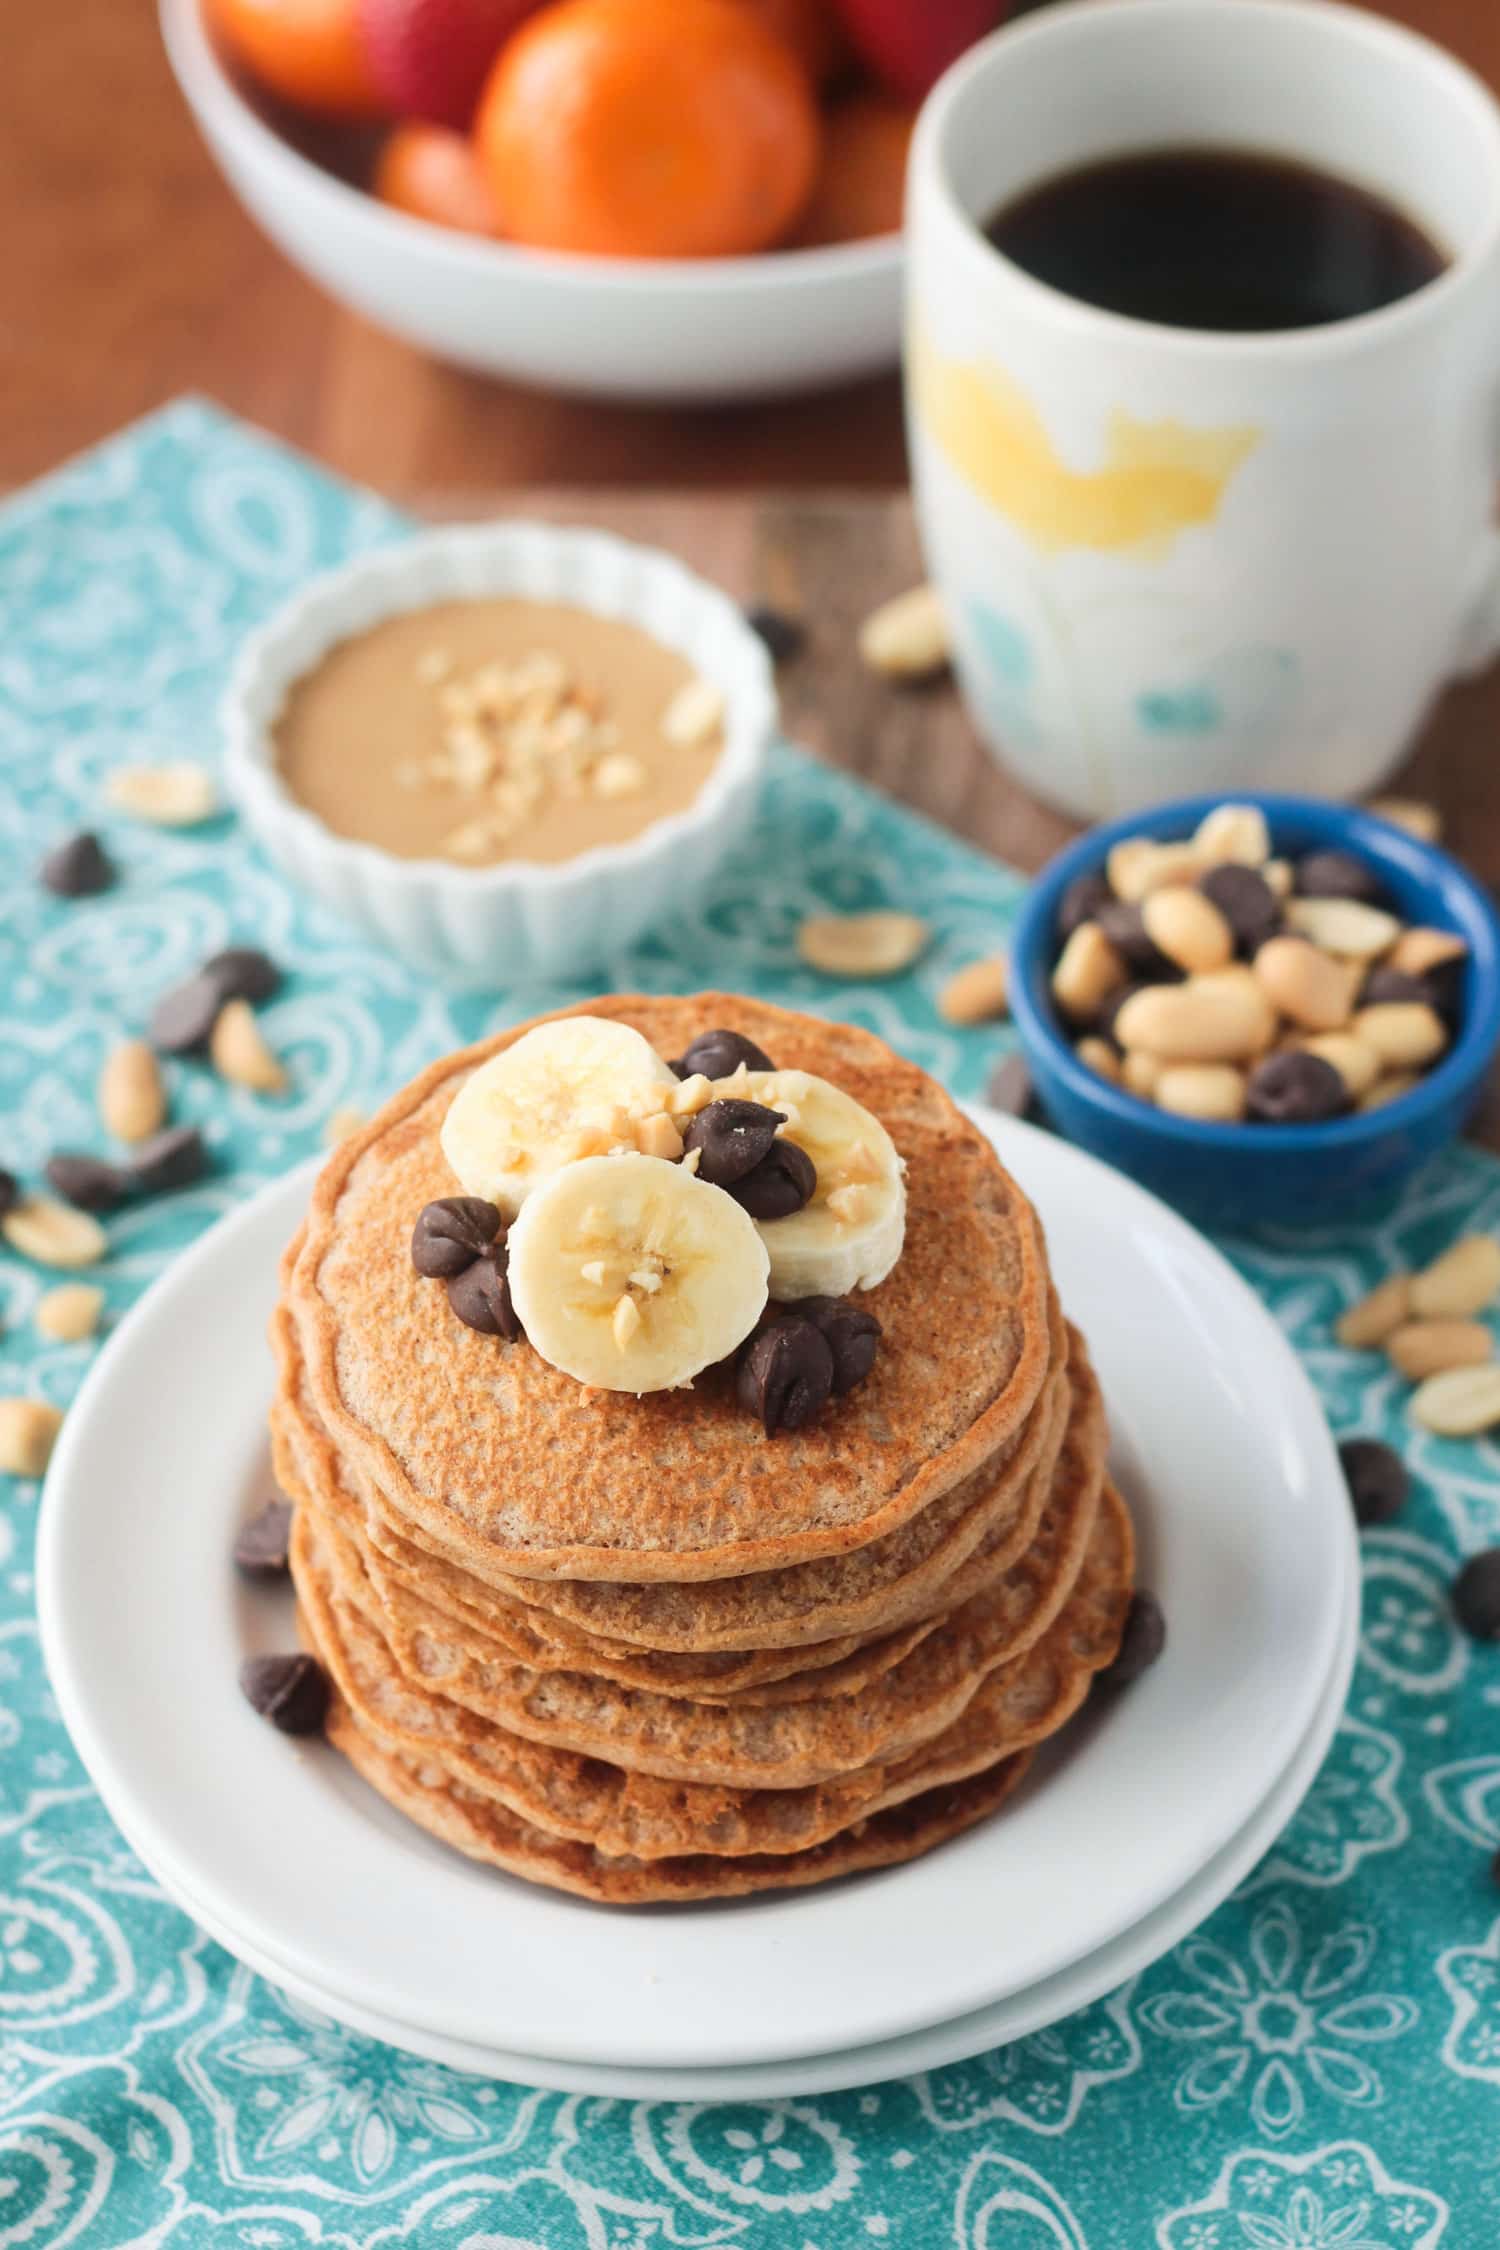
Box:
<box><xmin>1009</xmin><ymin>789</ymin><xmax>1500</xmax><ymax>1152</ymax></box>
<box><xmin>161</xmin><ymin>0</ymin><xmax>905</xmax><ymax>295</ymax></box>
<box><xmin>221</xmin><ymin>520</ymin><xmax>777</xmax><ymax>900</ymax></box>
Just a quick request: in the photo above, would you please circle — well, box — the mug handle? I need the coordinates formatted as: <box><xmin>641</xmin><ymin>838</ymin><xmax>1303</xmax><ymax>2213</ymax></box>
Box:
<box><xmin>1452</xmin><ymin>397</ymin><xmax>1500</xmax><ymax>677</ymax></box>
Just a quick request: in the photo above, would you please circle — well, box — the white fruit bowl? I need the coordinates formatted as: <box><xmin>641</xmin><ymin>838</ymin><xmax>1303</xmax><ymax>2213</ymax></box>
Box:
<box><xmin>160</xmin><ymin>0</ymin><xmax>904</xmax><ymax>403</ymax></box>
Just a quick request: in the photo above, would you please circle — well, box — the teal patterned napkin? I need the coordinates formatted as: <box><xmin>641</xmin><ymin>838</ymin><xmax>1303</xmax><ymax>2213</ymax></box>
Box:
<box><xmin>2</xmin><ymin>401</ymin><xmax>1498</xmax><ymax>2248</ymax></box>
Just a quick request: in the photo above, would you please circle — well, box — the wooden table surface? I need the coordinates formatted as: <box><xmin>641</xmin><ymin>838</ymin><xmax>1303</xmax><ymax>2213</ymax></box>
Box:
<box><xmin>7</xmin><ymin>0</ymin><xmax>1499</xmax><ymax>499</ymax></box>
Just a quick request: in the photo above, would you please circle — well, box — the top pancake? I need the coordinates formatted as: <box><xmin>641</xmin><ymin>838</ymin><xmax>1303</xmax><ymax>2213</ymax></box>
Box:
<box><xmin>285</xmin><ymin>994</ymin><xmax>1053</xmax><ymax>1584</ymax></box>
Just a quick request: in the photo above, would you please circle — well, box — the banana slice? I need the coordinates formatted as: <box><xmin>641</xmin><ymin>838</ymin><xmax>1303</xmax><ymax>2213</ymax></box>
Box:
<box><xmin>728</xmin><ymin>1069</ymin><xmax>906</xmax><ymax>1300</ymax></box>
<box><xmin>441</xmin><ymin>1017</ymin><xmax>678</xmax><ymax>1216</ymax></box>
<box><xmin>506</xmin><ymin>1154</ymin><xmax>769</xmax><ymax>1393</ymax></box>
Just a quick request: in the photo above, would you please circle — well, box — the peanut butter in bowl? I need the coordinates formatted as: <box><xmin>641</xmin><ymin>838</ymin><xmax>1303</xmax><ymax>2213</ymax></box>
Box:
<box><xmin>272</xmin><ymin>597</ymin><xmax>725</xmax><ymax>868</ymax></box>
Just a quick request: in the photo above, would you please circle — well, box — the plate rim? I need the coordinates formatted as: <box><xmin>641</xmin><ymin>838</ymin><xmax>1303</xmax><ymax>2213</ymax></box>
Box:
<box><xmin>105</xmin><ymin>1524</ymin><xmax>1360</xmax><ymax>2100</ymax></box>
<box><xmin>38</xmin><ymin>1112</ymin><xmax>1351</xmax><ymax>2069</ymax></box>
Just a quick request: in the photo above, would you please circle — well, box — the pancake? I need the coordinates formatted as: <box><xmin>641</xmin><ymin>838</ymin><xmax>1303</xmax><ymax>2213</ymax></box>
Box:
<box><xmin>293</xmin><ymin>1482</ymin><xmax>1131</xmax><ymax>1868</ymax></box>
<box><xmin>306</xmin><ymin>1375</ymin><xmax>1105</xmax><ymax>1788</ymax></box>
<box><xmin>285</xmin><ymin>995</ymin><xmax>1054</xmax><ymax>1583</ymax></box>
<box><xmin>273</xmin><ymin>1289</ymin><xmax>1077</xmax><ymax>1659</ymax></box>
<box><xmin>323</xmin><ymin>1710</ymin><xmax>1038</xmax><ymax>1904</ymax></box>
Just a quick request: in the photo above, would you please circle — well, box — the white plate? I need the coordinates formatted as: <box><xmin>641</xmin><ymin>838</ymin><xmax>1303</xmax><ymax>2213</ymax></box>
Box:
<box><xmin>38</xmin><ymin>1109</ymin><xmax>1351</xmax><ymax>2072</ymax></box>
<box><xmin>132</xmin><ymin>1531</ymin><xmax>1360</xmax><ymax>2099</ymax></box>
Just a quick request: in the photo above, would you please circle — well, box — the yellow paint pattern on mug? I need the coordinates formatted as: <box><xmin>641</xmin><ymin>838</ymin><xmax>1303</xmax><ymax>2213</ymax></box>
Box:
<box><xmin>912</xmin><ymin>328</ymin><xmax>1260</xmax><ymax>557</ymax></box>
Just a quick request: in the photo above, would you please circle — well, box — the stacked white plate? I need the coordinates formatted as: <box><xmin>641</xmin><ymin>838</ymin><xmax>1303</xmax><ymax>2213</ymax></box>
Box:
<box><xmin>38</xmin><ymin>1109</ymin><xmax>1357</xmax><ymax>2099</ymax></box>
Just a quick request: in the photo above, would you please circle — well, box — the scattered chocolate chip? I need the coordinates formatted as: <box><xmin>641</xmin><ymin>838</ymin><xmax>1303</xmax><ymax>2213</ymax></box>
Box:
<box><xmin>672</xmin><ymin>1027</ymin><xmax>775</xmax><ymax>1081</ymax></box>
<box><xmin>0</xmin><ymin>1170</ymin><xmax>17</xmax><ymax>1220</ymax></box>
<box><xmin>1057</xmin><ymin>872</ymin><xmax>1114</xmax><ymax>942</ymax></box>
<box><xmin>793</xmin><ymin>1295</ymin><xmax>881</xmax><ymax>1392</ymax></box>
<box><xmin>202</xmin><ymin>947</ymin><xmax>282</xmax><ymax>1004</ymax></box>
<box><xmin>984</xmin><ymin>1052</ymin><xmax>1034</xmax><ymax>1116</ymax></box>
<box><xmin>737</xmin><ymin>1317</ymin><xmax>834</xmax><ymax>1435</ymax></box>
<box><xmin>130</xmin><ymin>1125</ymin><xmax>207</xmax><ymax>1195</ymax></box>
<box><xmin>1294</xmin><ymin>849</ymin><xmax>1387</xmax><ymax>906</ymax></box>
<box><xmin>727</xmin><ymin>1137</ymin><xmax>816</xmax><ymax>1220</ymax></box>
<box><xmin>1199</xmin><ymin>862</ymin><xmax>1282</xmax><ymax>954</ymax></box>
<box><xmin>1452</xmin><ymin>1548</ymin><xmax>1500</xmax><ymax>1640</ymax></box>
<box><xmin>1359</xmin><ymin>966</ymin><xmax>1432</xmax><ymax>1008</ymax></box>
<box><xmin>1096</xmin><ymin>901</ymin><xmax>1181</xmax><ymax>982</ymax></box>
<box><xmin>1102</xmin><ymin>1590</ymin><xmax>1166</xmax><ymax>1685</ymax></box>
<box><xmin>1245</xmin><ymin>1051</ymin><xmax>1350</xmax><ymax>1124</ymax></box>
<box><xmin>1492</xmin><ymin>1842</ymin><xmax>1500</xmax><ymax>1889</ymax></box>
<box><xmin>1338</xmin><ymin>1437</ymin><xmax>1409</xmax><ymax>1527</ymax></box>
<box><xmin>44</xmin><ymin>1153</ymin><xmax>132</xmax><ymax>1211</ymax></box>
<box><xmin>682</xmin><ymin>1100</ymin><xmax>785</xmax><ymax>1188</ymax></box>
<box><xmin>149</xmin><ymin>971</ymin><xmax>224</xmax><ymax>1054</ymax></box>
<box><xmin>411</xmin><ymin>1196</ymin><xmax>503</xmax><ymax>1278</ymax></box>
<box><xmin>447</xmin><ymin>1245</ymin><xmax>523</xmax><ymax>1339</ymax></box>
<box><xmin>233</xmin><ymin>1499</ymin><xmax>294</xmax><ymax>1578</ymax></box>
<box><xmin>40</xmin><ymin>830</ymin><xmax>114</xmax><ymax>898</ymax></box>
<box><xmin>239</xmin><ymin>1652</ymin><xmax>328</xmax><ymax>1734</ymax></box>
<box><xmin>745</xmin><ymin>604</ymin><xmax>805</xmax><ymax>664</ymax></box>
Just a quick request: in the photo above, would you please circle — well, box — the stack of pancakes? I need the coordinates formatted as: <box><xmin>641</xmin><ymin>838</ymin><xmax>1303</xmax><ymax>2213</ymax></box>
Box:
<box><xmin>273</xmin><ymin>996</ymin><xmax>1133</xmax><ymax>1903</ymax></box>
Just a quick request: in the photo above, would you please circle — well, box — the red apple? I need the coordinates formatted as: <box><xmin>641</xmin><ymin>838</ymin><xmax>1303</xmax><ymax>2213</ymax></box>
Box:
<box><xmin>827</xmin><ymin>0</ymin><xmax>1003</xmax><ymax>101</ymax></box>
<box><xmin>357</xmin><ymin>0</ymin><xmax>541</xmax><ymax>128</ymax></box>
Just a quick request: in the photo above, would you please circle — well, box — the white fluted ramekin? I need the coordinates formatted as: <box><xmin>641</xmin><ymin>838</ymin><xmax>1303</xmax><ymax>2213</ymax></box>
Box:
<box><xmin>222</xmin><ymin>524</ymin><xmax>776</xmax><ymax>986</ymax></box>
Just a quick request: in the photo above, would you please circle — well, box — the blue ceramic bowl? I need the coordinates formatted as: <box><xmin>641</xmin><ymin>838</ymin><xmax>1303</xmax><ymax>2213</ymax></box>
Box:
<box><xmin>1009</xmin><ymin>792</ymin><xmax>1500</xmax><ymax>1230</ymax></box>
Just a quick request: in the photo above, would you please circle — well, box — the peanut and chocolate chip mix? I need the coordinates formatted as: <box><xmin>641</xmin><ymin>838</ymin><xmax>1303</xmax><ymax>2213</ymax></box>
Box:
<box><xmin>1050</xmin><ymin>803</ymin><xmax>1466</xmax><ymax>1123</ymax></box>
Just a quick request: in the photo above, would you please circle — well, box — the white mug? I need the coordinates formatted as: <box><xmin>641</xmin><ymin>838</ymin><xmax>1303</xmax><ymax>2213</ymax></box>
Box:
<box><xmin>906</xmin><ymin>0</ymin><xmax>1500</xmax><ymax>820</ymax></box>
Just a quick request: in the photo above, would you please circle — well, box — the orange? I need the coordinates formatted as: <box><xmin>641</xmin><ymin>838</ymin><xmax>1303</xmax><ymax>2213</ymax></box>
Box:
<box><xmin>790</xmin><ymin>90</ymin><xmax>915</xmax><ymax>246</ymax></box>
<box><xmin>474</xmin><ymin>0</ymin><xmax>821</xmax><ymax>259</ymax></box>
<box><xmin>209</xmin><ymin>0</ymin><xmax>386</xmax><ymax>119</ymax></box>
<box><xmin>373</xmin><ymin>122</ymin><xmax>500</xmax><ymax>235</ymax></box>
<box><xmin>735</xmin><ymin>0</ymin><xmax>848</xmax><ymax>87</ymax></box>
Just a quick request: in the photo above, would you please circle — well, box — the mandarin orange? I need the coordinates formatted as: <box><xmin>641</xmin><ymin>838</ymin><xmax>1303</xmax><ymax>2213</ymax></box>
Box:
<box><xmin>373</xmin><ymin>121</ymin><xmax>500</xmax><ymax>233</ymax></box>
<box><xmin>790</xmin><ymin>89</ymin><xmax>914</xmax><ymax>244</ymax></box>
<box><xmin>736</xmin><ymin>0</ymin><xmax>848</xmax><ymax>87</ymax></box>
<box><xmin>474</xmin><ymin>0</ymin><xmax>821</xmax><ymax>258</ymax></box>
<box><xmin>209</xmin><ymin>0</ymin><xmax>387</xmax><ymax>119</ymax></box>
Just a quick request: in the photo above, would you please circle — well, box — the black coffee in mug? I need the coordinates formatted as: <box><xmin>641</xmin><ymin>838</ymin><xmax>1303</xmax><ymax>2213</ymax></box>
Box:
<box><xmin>983</xmin><ymin>146</ymin><xmax>1447</xmax><ymax>332</ymax></box>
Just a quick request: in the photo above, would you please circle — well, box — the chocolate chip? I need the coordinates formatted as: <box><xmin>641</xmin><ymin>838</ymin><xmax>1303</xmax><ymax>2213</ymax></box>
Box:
<box><xmin>0</xmin><ymin>1170</ymin><xmax>17</xmax><ymax>1220</ymax></box>
<box><xmin>1057</xmin><ymin>872</ymin><xmax>1114</xmax><ymax>942</ymax></box>
<box><xmin>1096</xmin><ymin>901</ymin><xmax>1180</xmax><ymax>982</ymax></box>
<box><xmin>1245</xmin><ymin>1051</ymin><xmax>1349</xmax><ymax>1124</ymax></box>
<box><xmin>1102</xmin><ymin>1590</ymin><xmax>1166</xmax><ymax>1685</ymax></box>
<box><xmin>1338</xmin><ymin>1437</ymin><xmax>1409</xmax><ymax>1527</ymax></box>
<box><xmin>149</xmin><ymin>972</ymin><xmax>224</xmax><ymax>1054</ymax></box>
<box><xmin>726</xmin><ymin>1138</ymin><xmax>816</xmax><ymax>1220</ymax></box>
<box><xmin>239</xmin><ymin>1652</ymin><xmax>328</xmax><ymax>1734</ymax></box>
<box><xmin>746</xmin><ymin>605</ymin><xmax>805</xmax><ymax>664</ymax></box>
<box><xmin>1198</xmin><ymin>863</ymin><xmax>1281</xmax><ymax>954</ymax></box>
<box><xmin>447</xmin><ymin>1245</ymin><xmax>522</xmax><ymax>1339</ymax></box>
<box><xmin>1359</xmin><ymin>966</ymin><xmax>1432</xmax><ymax>1008</ymax></box>
<box><xmin>233</xmin><ymin>1499</ymin><xmax>294</xmax><ymax>1578</ymax></box>
<box><xmin>672</xmin><ymin>1027</ymin><xmax>776</xmax><ymax>1081</ymax></box>
<box><xmin>40</xmin><ymin>831</ymin><xmax>114</xmax><ymax>898</ymax></box>
<box><xmin>150</xmin><ymin>949</ymin><xmax>283</xmax><ymax>1052</ymax></box>
<box><xmin>1492</xmin><ymin>1843</ymin><xmax>1500</xmax><ymax>1890</ymax></box>
<box><xmin>411</xmin><ymin>1196</ymin><xmax>502</xmax><ymax>1278</ymax></box>
<box><xmin>1096</xmin><ymin>983</ymin><xmax>1144</xmax><ymax>1048</ymax></box>
<box><xmin>1294</xmin><ymin>849</ymin><xmax>1387</xmax><ymax>906</ymax></box>
<box><xmin>202</xmin><ymin>947</ymin><xmax>282</xmax><ymax>1004</ymax></box>
<box><xmin>793</xmin><ymin>1295</ymin><xmax>881</xmax><ymax>1392</ymax></box>
<box><xmin>44</xmin><ymin>1153</ymin><xmax>132</xmax><ymax>1211</ymax></box>
<box><xmin>984</xmin><ymin>1052</ymin><xmax>1035</xmax><ymax>1116</ymax></box>
<box><xmin>682</xmin><ymin>1100</ymin><xmax>786</xmax><ymax>1188</ymax></box>
<box><xmin>130</xmin><ymin>1125</ymin><xmax>207</xmax><ymax>1196</ymax></box>
<box><xmin>1452</xmin><ymin>1549</ymin><xmax>1500</xmax><ymax>1640</ymax></box>
<box><xmin>737</xmin><ymin>1317</ymin><xmax>834</xmax><ymax>1435</ymax></box>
